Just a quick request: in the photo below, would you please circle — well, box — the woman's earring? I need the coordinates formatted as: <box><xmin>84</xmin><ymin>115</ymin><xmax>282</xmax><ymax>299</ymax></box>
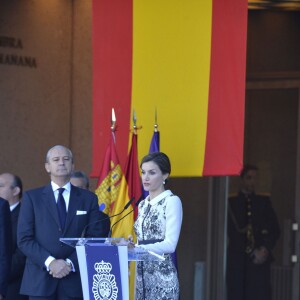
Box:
<box><xmin>163</xmin><ymin>180</ymin><xmax>165</xmax><ymax>185</ymax></box>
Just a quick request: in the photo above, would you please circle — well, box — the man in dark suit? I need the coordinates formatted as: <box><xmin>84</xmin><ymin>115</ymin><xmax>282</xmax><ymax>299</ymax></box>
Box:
<box><xmin>0</xmin><ymin>197</ymin><xmax>12</xmax><ymax>300</ymax></box>
<box><xmin>18</xmin><ymin>145</ymin><xmax>110</xmax><ymax>300</ymax></box>
<box><xmin>0</xmin><ymin>173</ymin><xmax>28</xmax><ymax>300</ymax></box>
<box><xmin>227</xmin><ymin>164</ymin><xmax>280</xmax><ymax>300</ymax></box>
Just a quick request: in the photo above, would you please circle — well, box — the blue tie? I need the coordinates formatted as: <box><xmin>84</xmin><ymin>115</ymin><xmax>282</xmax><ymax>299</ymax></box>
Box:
<box><xmin>57</xmin><ymin>188</ymin><xmax>67</xmax><ymax>230</ymax></box>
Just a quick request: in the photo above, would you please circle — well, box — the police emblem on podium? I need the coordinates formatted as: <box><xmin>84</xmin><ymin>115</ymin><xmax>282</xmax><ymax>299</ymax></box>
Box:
<box><xmin>92</xmin><ymin>260</ymin><xmax>118</xmax><ymax>300</ymax></box>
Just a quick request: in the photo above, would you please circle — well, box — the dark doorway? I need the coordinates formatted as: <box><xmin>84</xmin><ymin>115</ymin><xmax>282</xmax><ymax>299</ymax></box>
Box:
<box><xmin>228</xmin><ymin>87</ymin><xmax>299</xmax><ymax>299</ymax></box>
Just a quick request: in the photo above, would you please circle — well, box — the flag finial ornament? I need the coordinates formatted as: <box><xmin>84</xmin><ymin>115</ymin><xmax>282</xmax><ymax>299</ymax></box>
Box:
<box><xmin>133</xmin><ymin>109</ymin><xmax>137</xmax><ymax>130</ymax></box>
<box><xmin>131</xmin><ymin>109</ymin><xmax>142</xmax><ymax>135</ymax></box>
<box><xmin>154</xmin><ymin>108</ymin><xmax>158</xmax><ymax>132</ymax></box>
<box><xmin>111</xmin><ymin>108</ymin><xmax>116</xmax><ymax>131</ymax></box>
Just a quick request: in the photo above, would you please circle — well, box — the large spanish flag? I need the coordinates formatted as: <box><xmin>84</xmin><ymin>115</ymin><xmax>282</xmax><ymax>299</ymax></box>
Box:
<box><xmin>92</xmin><ymin>0</ymin><xmax>248</xmax><ymax>177</ymax></box>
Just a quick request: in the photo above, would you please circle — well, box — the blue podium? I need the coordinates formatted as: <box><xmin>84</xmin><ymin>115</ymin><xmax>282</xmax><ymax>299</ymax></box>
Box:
<box><xmin>60</xmin><ymin>238</ymin><xmax>164</xmax><ymax>300</ymax></box>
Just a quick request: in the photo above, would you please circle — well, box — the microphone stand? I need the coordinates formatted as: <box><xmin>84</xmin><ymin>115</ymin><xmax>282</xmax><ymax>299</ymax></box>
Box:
<box><xmin>108</xmin><ymin>208</ymin><xmax>135</xmax><ymax>238</ymax></box>
<box><xmin>80</xmin><ymin>197</ymin><xmax>135</xmax><ymax>238</ymax></box>
<box><xmin>107</xmin><ymin>195</ymin><xmax>143</xmax><ymax>238</ymax></box>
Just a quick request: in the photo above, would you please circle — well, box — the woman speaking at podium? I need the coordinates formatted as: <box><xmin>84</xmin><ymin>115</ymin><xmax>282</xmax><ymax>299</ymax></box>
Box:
<box><xmin>134</xmin><ymin>152</ymin><xmax>183</xmax><ymax>300</ymax></box>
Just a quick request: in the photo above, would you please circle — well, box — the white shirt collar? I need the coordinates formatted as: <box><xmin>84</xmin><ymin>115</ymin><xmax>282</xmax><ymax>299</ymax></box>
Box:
<box><xmin>10</xmin><ymin>201</ymin><xmax>20</xmax><ymax>212</ymax></box>
<box><xmin>51</xmin><ymin>181</ymin><xmax>71</xmax><ymax>193</ymax></box>
<box><xmin>146</xmin><ymin>190</ymin><xmax>172</xmax><ymax>206</ymax></box>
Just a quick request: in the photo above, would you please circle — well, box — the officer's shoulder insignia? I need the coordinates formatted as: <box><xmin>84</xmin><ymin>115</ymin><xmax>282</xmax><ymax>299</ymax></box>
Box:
<box><xmin>92</xmin><ymin>260</ymin><xmax>118</xmax><ymax>300</ymax></box>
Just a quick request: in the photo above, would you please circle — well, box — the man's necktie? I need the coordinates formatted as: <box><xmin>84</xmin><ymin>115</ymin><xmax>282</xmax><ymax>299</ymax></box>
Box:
<box><xmin>57</xmin><ymin>188</ymin><xmax>67</xmax><ymax>230</ymax></box>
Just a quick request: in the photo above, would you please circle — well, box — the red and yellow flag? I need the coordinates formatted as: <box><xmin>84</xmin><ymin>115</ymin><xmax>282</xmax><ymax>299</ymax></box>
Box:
<box><xmin>123</xmin><ymin>133</ymin><xmax>142</xmax><ymax>220</ymax></box>
<box><xmin>92</xmin><ymin>0</ymin><xmax>248</xmax><ymax>177</ymax></box>
<box><xmin>110</xmin><ymin>132</ymin><xmax>141</xmax><ymax>237</ymax></box>
<box><xmin>95</xmin><ymin>132</ymin><xmax>122</xmax><ymax>215</ymax></box>
<box><xmin>95</xmin><ymin>130</ymin><xmax>139</xmax><ymax>298</ymax></box>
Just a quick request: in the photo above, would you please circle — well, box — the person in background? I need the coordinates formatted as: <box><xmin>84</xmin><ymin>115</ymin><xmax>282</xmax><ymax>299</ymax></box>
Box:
<box><xmin>0</xmin><ymin>173</ymin><xmax>28</xmax><ymax>300</ymax></box>
<box><xmin>70</xmin><ymin>169</ymin><xmax>110</xmax><ymax>234</ymax></box>
<box><xmin>227</xmin><ymin>164</ymin><xmax>280</xmax><ymax>300</ymax></box>
<box><xmin>70</xmin><ymin>171</ymin><xmax>89</xmax><ymax>190</ymax></box>
<box><xmin>133</xmin><ymin>152</ymin><xmax>183</xmax><ymax>300</ymax></box>
<box><xmin>17</xmin><ymin>145</ymin><xmax>109</xmax><ymax>300</ymax></box>
<box><xmin>0</xmin><ymin>196</ymin><xmax>12</xmax><ymax>300</ymax></box>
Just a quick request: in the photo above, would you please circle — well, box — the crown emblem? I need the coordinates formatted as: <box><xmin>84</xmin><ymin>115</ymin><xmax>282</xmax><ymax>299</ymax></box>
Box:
<box><xmin>95</xmin><ymin>261</ymin><xmax>112</xmax><ymax>274</ymax></box>
<box><xmin>92</xmin><ymin>260</ymin><xmax>118</xmax><ymax>300</ymax></box>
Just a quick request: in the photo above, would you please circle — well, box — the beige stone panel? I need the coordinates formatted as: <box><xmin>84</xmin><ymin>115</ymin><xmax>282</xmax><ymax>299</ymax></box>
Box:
<box><xmin>0</xmin><ymin>0</ymin><xmax>72</xmax><ymax>189</ymax></box>
<box><xmin>71</xmin><ymin>0</ymin><xmax>94</xmax><ymax>185</ymax></box>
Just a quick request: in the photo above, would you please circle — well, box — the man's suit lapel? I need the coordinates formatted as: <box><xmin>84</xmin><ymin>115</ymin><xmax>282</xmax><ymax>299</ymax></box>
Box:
<box><xmin>42</xmin><ymin>184</ymin><xmax>61</xmax><ymax>228</ymax></box>
<box><xmin>11</xmin><ymin>203</ymin><xmax>20</xmax><ymax>224</ymax></box>
<box><xmin>11</xmin><ymin>204</ymin><xmax>20</xmax><ymax>246</ymax></box>
<box><xmin>64</xmin><ymin>185</ymin><xmax>81</xmax><ymax>233</ymax></box>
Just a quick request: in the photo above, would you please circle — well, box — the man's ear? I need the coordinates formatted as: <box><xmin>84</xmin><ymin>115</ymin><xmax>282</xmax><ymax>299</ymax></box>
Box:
<box><xmin>13</xmin><ymin>186</ymin><xmax>21</xmax><ymax>198</ymax></box>
<box><xmin>45</xmin><ymin>163</ymin><xmax>50</xmax><ymax>173</ymax></box>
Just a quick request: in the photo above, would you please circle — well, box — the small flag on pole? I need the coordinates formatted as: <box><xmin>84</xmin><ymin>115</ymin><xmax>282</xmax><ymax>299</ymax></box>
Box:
<box><xmin>95</xmin><ymin>109</ymin><xmax>122</xmax><ymax>215</ymax></box>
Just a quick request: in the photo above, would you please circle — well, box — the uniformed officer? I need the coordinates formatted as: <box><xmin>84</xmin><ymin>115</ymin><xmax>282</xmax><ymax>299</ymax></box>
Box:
<box><xmin>227</xmin><ymin>164</ymin><xmax>280</xmax><ymax>300</ymax></box>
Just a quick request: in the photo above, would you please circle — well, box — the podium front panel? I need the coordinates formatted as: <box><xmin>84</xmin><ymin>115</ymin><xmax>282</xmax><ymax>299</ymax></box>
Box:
<box><xmin>76</xmin><ymin>245</ymin><xmax>128</xmax><ymax>300</ymax></box>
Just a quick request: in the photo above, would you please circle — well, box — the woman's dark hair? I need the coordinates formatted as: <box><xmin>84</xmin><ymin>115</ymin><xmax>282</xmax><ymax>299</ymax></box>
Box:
<box><xmin>140</xmin><ymin>152</ymin><xmax>171</xmax><ymax>175</ymax></box>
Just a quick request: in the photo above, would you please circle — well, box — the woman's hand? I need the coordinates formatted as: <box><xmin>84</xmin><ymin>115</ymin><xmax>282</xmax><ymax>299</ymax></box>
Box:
<box><xmin>127</xmin><ymin>235</ymin><xmax>135</xmax><ymax>248</ymax></box>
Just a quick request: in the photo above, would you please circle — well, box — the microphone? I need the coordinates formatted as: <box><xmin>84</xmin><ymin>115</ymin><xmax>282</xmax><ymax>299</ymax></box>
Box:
<box><xmin>135</xmin><ymin>195</ymin><xmax>143</xmax><ymax>207</ymax></box>
<box><xmin>108</xmin><ymin>210</ymin><xmax>134</xmax><ymax>238</ymax></box>
<box><xmin>107</xmin><ymin>195</ymin><xmax>143</xmax><ymax>238</ymax></box>
<box><xmin>124</xmin><ymin>196</ymin><xmax>135</xmax><ymax>210</ymax></box>
<box><xmin>80</xmin><ymin>197</ymin><xmax>135</xmax><ymax>238</ymax></box>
